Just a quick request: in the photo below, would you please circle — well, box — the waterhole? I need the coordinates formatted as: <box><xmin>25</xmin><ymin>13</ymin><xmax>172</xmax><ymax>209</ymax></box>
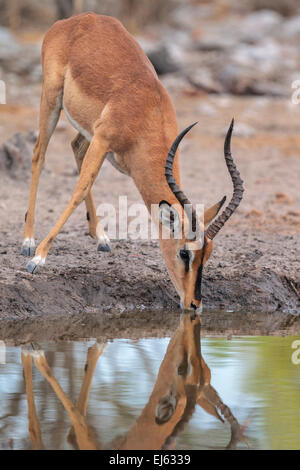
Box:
<box><xmin>0</xmin><ymin>329</ymin><xmax>299</xmax><ymax>450</ymax></box>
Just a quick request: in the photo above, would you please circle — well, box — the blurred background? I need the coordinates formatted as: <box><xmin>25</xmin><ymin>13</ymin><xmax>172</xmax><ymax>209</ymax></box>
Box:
<box><xmin>1</xmin><ymin>0</ymin><xmax>299</xmax><ymax>232</ymax></box>
<box><xmin>1</xmin><ymin>0</ymin><xmax>300</xmax><ymax>103</ymax></box>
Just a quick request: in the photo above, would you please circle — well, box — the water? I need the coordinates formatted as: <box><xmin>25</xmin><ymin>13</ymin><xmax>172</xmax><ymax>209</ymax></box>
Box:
<box><xmin>0</xmin><ymin>323</ymin><xmax>299</xmax><ymax>450</ymax></box>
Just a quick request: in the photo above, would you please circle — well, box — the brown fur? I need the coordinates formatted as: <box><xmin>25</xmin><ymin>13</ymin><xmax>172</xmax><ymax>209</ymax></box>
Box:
<box><xmin>22</xmin><ymin>13</ymin><xmax>222</xmax><ymax>310</ymax></box>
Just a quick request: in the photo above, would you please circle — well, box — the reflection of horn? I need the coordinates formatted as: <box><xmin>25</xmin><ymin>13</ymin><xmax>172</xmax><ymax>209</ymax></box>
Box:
<box><xmin>198</xmin><ymin>376</ymin><xmax>249</xmax><ymax>449</ymax></box>
<box><xmin>205</xmin><ymin>119</ymin><xmax>244</xmax><ymax>239</ymax></box>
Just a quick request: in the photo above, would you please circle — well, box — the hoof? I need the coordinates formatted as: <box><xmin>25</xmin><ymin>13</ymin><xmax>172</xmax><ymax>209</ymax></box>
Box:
<box><xmin>21</xmin><ymin>239</ymin><xmax>36</xmax><ymax>257</ymax></box>
<box><xmin>31</xmin><ymin>350</ymin><xmax>45</xmax><ymax>359</ymax></box>
<box><xmin>26</xmin><ymin>260</ymin><xmax>39</xmax><ymax>274</ymax></box>
<box><xmin>26</xmin><ymin>255</ymin><xmax>45</xmax><ymax>274</ymax></box>
<box><xmin>97</xmin><ymin>234</ymin><xmax>111</xmax><ymax>252</ymax></box>
<box><xmin>21</xmin><ymin>245</ymin><xmax>36</xmax><ymax>257</ymax></box>
<box><xmin>97</xmin><ymin>242</ymin><xmax>111</xmax><ymax>252</ymax></box>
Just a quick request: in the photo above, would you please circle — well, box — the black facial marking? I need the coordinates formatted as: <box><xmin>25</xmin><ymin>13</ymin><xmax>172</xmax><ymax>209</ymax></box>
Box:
<box><xmin>180</xmin><ymin>249</ymin><xmax>190</xmax><ymax>273</ymax></box>
<box><xmin>194</xmin><ymin>239</ymin><xmax>207</xmax><ymax>301</ymax></box>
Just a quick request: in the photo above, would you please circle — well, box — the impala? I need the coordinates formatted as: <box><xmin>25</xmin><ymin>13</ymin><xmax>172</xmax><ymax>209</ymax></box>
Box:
<box><xmin>22</xmin><ymin>312</ymin><xmax>247</xmax><ymax>450</ymax></box>
<box><xmin>22</xmin><ymin>12</ymin><xmax>244</xmax><ymax>311</ymax></box>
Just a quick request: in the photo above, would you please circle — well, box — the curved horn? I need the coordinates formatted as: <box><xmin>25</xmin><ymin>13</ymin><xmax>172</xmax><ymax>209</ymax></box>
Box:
<box><xmin>165</xmin><ymin>122</ymin><xmax>200</xmax><ymax>240</ymax></box>
<box><xmin>205</xmin><ymin>119</ymin><xmax>244</xmax><ymax>240</ymax></box>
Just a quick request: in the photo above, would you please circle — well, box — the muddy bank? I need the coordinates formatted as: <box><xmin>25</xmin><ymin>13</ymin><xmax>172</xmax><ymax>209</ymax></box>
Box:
<box><xmin>1</xmin><ymin>309</ymin><xmax>299</xmax><ymax>345</ymax></box>
<box><xmin>1</xmin><ymin>307</ymin><xmax>299</xmax><ymax>345</ymax></box>
<box><xmin>0</xmin><ymin>231</ymin><xmax>299</xmax><ymax>342</ymax></box>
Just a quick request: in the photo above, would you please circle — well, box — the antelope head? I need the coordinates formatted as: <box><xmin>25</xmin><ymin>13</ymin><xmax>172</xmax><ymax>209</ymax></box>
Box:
<box><xmin>159</xmin><ymin>119</ymin><xmax>244</xmax><ymax>312</ymax></box>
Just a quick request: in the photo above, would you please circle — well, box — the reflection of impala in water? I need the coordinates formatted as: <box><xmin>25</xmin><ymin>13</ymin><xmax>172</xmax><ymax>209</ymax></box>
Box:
<box><xmin>22</xmin><ymin>314</ymin><xmax>248</xmax><ymax>450</ymax></box>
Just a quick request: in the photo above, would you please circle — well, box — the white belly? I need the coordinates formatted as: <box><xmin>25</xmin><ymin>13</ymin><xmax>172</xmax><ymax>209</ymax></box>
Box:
<box><xmin>63</xmin><ymin>104</ymin><xmax>93</xmax><ymax>142</ymax></box>
<box><xmin>106</xmin><ymin>152</ymin><xmax>130</xmax><ymax>176</ymax></box>
<box><xmin>63</xmin><ymin>104</ymin><xmax>129</xmax><ymax>176</ymax></box>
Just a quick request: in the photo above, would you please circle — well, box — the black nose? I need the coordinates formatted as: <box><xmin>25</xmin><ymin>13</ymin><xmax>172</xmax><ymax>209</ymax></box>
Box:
<box><xmin>190</xmin><ymin>302</ymin><xmax>197</xmax><ymax>310</ymax></box>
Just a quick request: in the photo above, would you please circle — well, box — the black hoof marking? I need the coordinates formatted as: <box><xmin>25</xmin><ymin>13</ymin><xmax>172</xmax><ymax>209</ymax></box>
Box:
<box><xmin>21</xmin><ymin>246</ymin><xmax>36</xmax><ymax>257</ymax></box>
<box><xmin>97</xmin><ymin>243</ymin><xmax>111</xmax><ymax>252</ymax></box>
<box><xmin>26</xmin><ymin>261</ymin><xmax>39</xmax><ymax>274</ymax></box>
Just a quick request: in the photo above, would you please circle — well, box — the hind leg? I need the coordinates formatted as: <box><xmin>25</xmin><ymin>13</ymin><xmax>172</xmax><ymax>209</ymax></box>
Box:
<box><xmin>21</xmin><ymin>88</ymin><xmax>62</xmax><ymax>256</ymax></box>
<box><xmin>71</xmin><ymin>133</ymin><xmax>110</xmax><ymax>252</ymax></box>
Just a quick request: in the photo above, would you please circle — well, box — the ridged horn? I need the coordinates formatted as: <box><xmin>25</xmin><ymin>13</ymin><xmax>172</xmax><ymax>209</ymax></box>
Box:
<box><xmin>165</xmin><ymin>122</ymin><xmax>200</xmax><ymax>240</ymax></box>
<box><xmin>205</xmin><ymin>119</ymin><xmax>244</xmax><ymax>240</ymax></box>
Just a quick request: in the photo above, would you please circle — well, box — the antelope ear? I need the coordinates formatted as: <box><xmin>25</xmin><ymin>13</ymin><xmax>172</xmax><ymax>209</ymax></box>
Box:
<box><xmin>204</xmin><ymin>196</ymin><xmax>226</xmax><ymax>225</ymax></box>
<box><xmin>159</xmin><ymin>200</ymin><xmax>181</xmax><ymax>238</ymax></box>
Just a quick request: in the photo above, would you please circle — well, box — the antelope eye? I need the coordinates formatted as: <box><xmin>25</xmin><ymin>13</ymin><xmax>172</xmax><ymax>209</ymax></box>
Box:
<box><xmin>179</xmin><ymin>249</ymin><xmax>190</xmax><ymax>260</ymax></box>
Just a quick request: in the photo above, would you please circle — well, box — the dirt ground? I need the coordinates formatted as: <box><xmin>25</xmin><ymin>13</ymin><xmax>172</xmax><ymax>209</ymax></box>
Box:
<box><xmin>0</xmin><ymin>80</ymin><xmax>300</xmax><ymax>341</ymax></box>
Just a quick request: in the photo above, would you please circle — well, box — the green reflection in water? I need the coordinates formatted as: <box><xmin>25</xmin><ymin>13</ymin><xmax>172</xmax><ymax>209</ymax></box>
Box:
<box><xmin>197</xmin><ymin>336</ymin><xmax>300</xmax><ymax>450</ymax></box>
<box><xmin>241</xmin><ymin>336</ymin><xmax>300</xmax><ymax>450</ymax></box>
<box><xmin>0</xmin><ymin>335</ymin><xmax>299</xmax><ymax>450</ymax></box>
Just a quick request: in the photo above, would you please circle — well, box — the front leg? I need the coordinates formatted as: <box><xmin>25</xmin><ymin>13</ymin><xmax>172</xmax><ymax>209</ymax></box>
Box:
<box><xmin>26</xmin><ymin>133</ymin><xmax>109</xmax><ymax>274</ymax></box>
<box><xmin>31</xmin><ymin>350</ymin><xmax>98</xmax><ymax>450</ymax></box>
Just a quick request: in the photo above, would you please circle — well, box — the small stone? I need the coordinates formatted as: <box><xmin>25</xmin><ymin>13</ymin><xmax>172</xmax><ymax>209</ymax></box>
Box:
<box><xmin>246</xmin><ymin>209</ymin><xmax>263</xmax><ymax>217</ymax></box>
<box><xmin>287</xmin><ymin>210</ymin><xmax>300</xmax><ymax>217</ymax></box>
<box><xmin>275</xmin><ymin>192</ymin><xmax>294</xmax><ymax>205</ymax></box>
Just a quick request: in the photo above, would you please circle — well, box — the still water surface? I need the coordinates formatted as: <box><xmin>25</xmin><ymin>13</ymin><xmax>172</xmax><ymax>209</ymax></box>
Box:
<box><xmin>0</xmin><ymin>324</ymin><xmax>299</xmax><ymax>450</ymax></box>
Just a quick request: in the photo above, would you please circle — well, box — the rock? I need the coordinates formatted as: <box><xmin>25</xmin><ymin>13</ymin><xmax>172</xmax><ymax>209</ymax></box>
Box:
<box><xmin>0</xmin><ymin>27</ymin><xmax>41</xmax><ymax>80</ymax></box>
<box><xmin>0</xmin><ymin>27</ymin><xmax>21</xmax><ymax>60</ymax></box>
<box><xmin>186</xmin><ymin>68</ymin><xmax>223</xmax><ymax>94</ymax></box>
<box><xmin>246</xmin><ymin>209</ymin><xmax>263</xmax><ymax>217</ymax></box>
<box><xmin>287</xmin><ymin>210</ymin><xmax>300</xmax><ymax>217</ymax></box>
<box><xmin>170</xmin><ymin>4</ymin><xmax>214</xmax><ymax>30</ymax></box>
<box><xmin>159</xmin><ymin>73</ymin><xmax>191</xmax><ymax>96</ymax></box>
<box><xmin>232</xmin><ymin>40</ymin><xmax>281</xmax><ymax>73</ymax></box>
<box><xmin>219</xmin><ymin>64</ymin><xmax>253</xmax><ymax>95</ymax></box>
<box><xmin>147</xmin><ymin>43</ymin><xmax>180</xmax><ymax>75</ymax></box>
<box><xmin>0</xmin><ymin>131</ymin><xmax>37</xmax><ymax>178</ymax></box>
<box><xmin>193</xmin><ymin>37</ymin><xmax>234</xmax><ymax>52</ymax></box>
<box><xmin>140</xmin><ymin>33</ymin><xmax>186</xmax><ymax>76</ymax></box>
<box><xmin>3</xmin><ymin>42</ymin><xmax>41</xmax><ymax>79</ymax></box>
<box><xmin>280</xmin><ymin>15</ymin><xmax>300</xmax><ymax>38</ymax></box>
<box><xmin>196</xmin><ymin>101</ymin><xmax>217</xmax><ymax>116</ymax></box>
<box><xmin>239</xmin><ymin>10</ymin><xmax>283</xmax><ymax>41</ymax></box>
<box><xmin>275</xmin><ymin>192</ymin><xmax>294</xmax><ymax>205</ymax></box>
<box><xmin>219</xmin><ymin>63</ymin><xmax>287</xmax><ymax>96</ymax></box>
<box><xmin>248</xmin><ymin>81</ymin><xmax>287</xmax><ymax>97</ymax></box>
